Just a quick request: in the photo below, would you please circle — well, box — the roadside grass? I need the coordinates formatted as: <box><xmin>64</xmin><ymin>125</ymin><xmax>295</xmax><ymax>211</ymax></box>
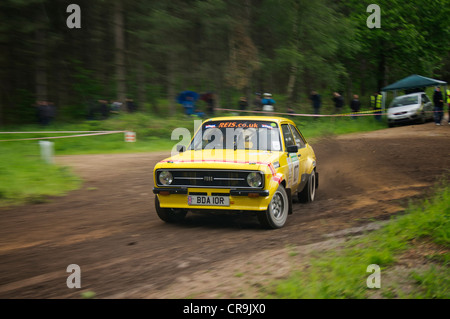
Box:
<box><xmin>263</xmin><ymin>181</ymin><xmax>450</xmax><ymax>299</ymax></box>
<box><xmin>292</xmin><ymin>116</ymin><xmax>386</xmax><ymax>142</ymax></box>
<box><xmin>0</xmin><ymin>143</ymin><xmax>81</xmax><ymax>207</ymax></box>
<box><xmin>0</xmin><ymin>113</ymin><xmax>193</xmax><ymax>155</ymax></box>
<box><xmin>0</xmin><ymin>112</ymin><xmax>386</xmax><ymax>206</ymax></box>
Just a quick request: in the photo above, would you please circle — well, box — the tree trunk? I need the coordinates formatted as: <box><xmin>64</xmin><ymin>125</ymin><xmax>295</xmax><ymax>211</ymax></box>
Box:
<box><xmin>136</xmin><ymin>42</ymin><xmax>147</xmax><ymax>112</ymax></box>
<box><xmin>286</xmin><ymin>62</ymin><xmax>298</xmax><ymax>106</ymax></box>
<box><xmin>114</xmin><ymin>0</ymin><xmax>126</xmax><ymax>104</ymax></box>
<box><xmin>286</xmin><ymin>3</ymin><xmax>300</xmax><ymax>107</ymax></box>
<box><xmin>35</xmin><ymin>29</ymin><xmax>48</xmax><ymax>102</ymax></box>
<box><xmin>347</xmin><ymin>73</ymin><xmax>353</xmax><ymax>106</ymax></box>
<box><xmin>167</xmin><ymin>51</ymin><xmax>177</xmax><ymax>116</ymax></box>
<box><xmin>377</xmin><ymin>40</ymin><xmax>386</xmax><ymax>92</ymax></box>
<box><xmin>360</xmin><ymin>58</ymin><xmax>367</xmax><ymax>97</ymax></box>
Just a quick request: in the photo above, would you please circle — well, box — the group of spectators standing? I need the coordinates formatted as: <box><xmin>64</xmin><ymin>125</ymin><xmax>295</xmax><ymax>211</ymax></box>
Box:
<box><xmin>238</xmin><ymin>90</ymin><xmax>384</xmax><ymax>120</ymax></box>
<box><xmin>309</xmin><ymin>91</ymin><xmax>383</xmax><ymax>120</ymax></box>
<box><xmin>239</xmin><ymin>93</ymin><xmax>277</xmax><ymax>114</ymax></box>
<box><xmin>88</xmin><ymin>98</ymin><xmax>138</xmax><ymax>120</ymax></box>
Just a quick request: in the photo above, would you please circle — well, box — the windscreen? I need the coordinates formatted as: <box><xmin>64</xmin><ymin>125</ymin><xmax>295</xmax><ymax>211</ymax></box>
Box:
<box><xmin>389</xmin><ymin>95</ymin><xmax>418</xmax><ymax>108</ymax></box>
<box><xmin>189</xmin><ymin>120</ymin><xmax>282</xmax><ymax>152</ymax></box>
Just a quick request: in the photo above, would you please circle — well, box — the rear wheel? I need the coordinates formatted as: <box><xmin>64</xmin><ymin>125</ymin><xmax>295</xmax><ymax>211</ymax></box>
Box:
<box><xmin>155</xmin><ymin>196</ymin><xmax>187</xmax><ymax>223</ymax></box>
<box><xmin>298</xmin><ymin>169</ymin><xmax>316</xmax><ymax>203</ymax></box>
<box><xmin>258</xmin><ymin>184</ymin><xmax>289</xmax><ymax>229</ymax></box>
<box><xmin>417</xmin><ymin>112</ymin><xmax>426</xmax><ymax>124</ymax></box>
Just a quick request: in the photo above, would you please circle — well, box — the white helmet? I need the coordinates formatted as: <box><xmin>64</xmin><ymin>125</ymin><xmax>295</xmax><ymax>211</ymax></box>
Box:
<box><xmin>263</xmin><ymin>93</ymin><xmax>272</xmax><ymax>97</ymax></box>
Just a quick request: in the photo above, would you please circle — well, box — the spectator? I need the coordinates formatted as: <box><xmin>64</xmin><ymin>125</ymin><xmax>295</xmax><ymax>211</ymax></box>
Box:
<box><xmin>253</xmin><ymin>93</ymin><xmax>263</xmax><ymax>111</ymax></box>
<box><xmin>433</xmin><ymin>87</ymin><xmax>444</xmax><ymax>125</ymax></box>
<box><xmin>332</xmin><ymin>92</ymin><xmax>344</xmax><ymax>114</ymax></box>
<box><xmin>35</xmin><ymin>100</ymin><xmax>47</xmax><ymax>126</ymax></box>
<box><xmin>205</xmin><ymin>92</ymin><xmax>216</xmax><ymax>115</ymax></box>
<box><xmin>350</xmin><ymin>94</ymin><xmax>361</xmax><ymax>119</ymax></box>
<box><xmin>370</xmin><ymin>91</ymin><xmax>382</xmax><ymax>121</ymax></box>
<box><xmin>287</xmin><ymin>107</ymin><xmax>295</xmax><ymax>117</ymax></box>
<box><xmin>111</xmin><ymin>100</ymin><xmax>122</xmax><ymax>114</ymax></box>
<box><xmin>126</xmin><ymin>98</ymin><xmax>137</xmax><ymax>113</ymax></box>
<box><xmin>309</xmin><ymin>91</ymin><xmax>322</xmax><ymax>115</ymax></box>
<box><xmin>47</xmin><ymin>101</ymin><xmax>56</xmax><ymax>125</ymax></box>
<box><xmin>99</xmin><ymin>99</ymin><xmax>110</xmax><ymax>119</ymax></box>
<box><xmin>446</xmin><ymin>87</ymin><xmax>450</xmax><ymax>125</ymax></box>
<box><xmin>238</xmin><ymin>96</ymin><xmax>248</xmax><ymax>114</ymax></box>
<box><xmin>262</xmin><ymin>93</ymin><xmax>276</xmax><ymax>112</ymax></box>
<box><xmin>182</xmin><ymin>96</ymin><xmax>195</xmax><ymax>115</ymax></box>
<box><xmin>87</xmin><ymin>99</ymin><xmax>97</xmax><ymax>120</ymax></box>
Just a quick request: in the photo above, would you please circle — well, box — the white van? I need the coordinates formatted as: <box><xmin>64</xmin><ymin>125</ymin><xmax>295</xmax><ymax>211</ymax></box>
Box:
<box><xmin>387</xmin><ymin>92</ymin><xmax>434</xmax><ymax>127</ymax></box>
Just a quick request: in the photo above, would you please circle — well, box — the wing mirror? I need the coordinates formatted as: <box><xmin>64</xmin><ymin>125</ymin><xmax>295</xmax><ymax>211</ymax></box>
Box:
<box><xmin>286</xmin><ymin>145</ymin><xmax>298</xmax><ymax>153</ymax></box>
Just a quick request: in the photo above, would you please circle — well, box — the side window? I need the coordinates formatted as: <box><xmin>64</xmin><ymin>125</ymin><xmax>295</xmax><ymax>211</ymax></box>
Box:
<box><xmin>281</xmin><ymin>124</ymin><xmax>295</xmax><ymax>150</ymax></box>
<box><xmin>289</xmin><ymin>124</ymin><xmax>306</xmax><ymax>149</ymax></box>
<box><xmin>422</xmin><ymin>94</ymin><xmax>430</xmax><ymax>103</ymax></box>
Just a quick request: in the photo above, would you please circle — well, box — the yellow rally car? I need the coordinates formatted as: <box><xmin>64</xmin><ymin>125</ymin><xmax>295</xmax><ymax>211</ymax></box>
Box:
<box><xmin>153</xmin><ymin>116</ymin><xmax>318</xmax><ymax>229</ymax></box>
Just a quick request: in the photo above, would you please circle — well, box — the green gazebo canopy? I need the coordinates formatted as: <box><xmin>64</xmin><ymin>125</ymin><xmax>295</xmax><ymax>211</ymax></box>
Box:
<box><xmin>381</xmin><ymin>74</ymin><xmax>447</xmax><ymax>92</ymax></box>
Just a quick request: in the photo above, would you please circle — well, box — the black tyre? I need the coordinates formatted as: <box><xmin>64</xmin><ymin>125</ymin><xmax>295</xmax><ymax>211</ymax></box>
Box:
<box><xmin>258</xmin><ymin>184</ymin><xmax>289</xmax><ymax>229</ymax></box>
<box><xmin>155</xmin><ymin>196</ymin><xmax>187</xmax><ymax>223</ymax></box>
<box><xmin>298</xmin><ymin>169</ymin><xmax>316</xmax><ymax>203</ymax></box>
<box><xmin>417</xmin><ymin>112</ymin><xmax>426</xmax><ymax>124</ymax></box>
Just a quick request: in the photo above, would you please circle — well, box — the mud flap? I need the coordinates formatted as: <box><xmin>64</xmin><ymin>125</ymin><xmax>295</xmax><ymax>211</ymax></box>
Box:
<box><xmin>286</xmin><ymin>188</ymin><xmax>293</xmax><ymax>215</ymax></box>
<box><xmin>315</xmin><ymin>171</ymin><xmax>319</xmax><ymax>189</ymax></box>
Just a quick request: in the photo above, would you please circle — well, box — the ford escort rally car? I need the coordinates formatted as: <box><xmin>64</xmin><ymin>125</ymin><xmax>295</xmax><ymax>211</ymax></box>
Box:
<box><xmin>153</xmin><ymin>116</ymin><xmax>318</xmax><ymax>229</ymax></box>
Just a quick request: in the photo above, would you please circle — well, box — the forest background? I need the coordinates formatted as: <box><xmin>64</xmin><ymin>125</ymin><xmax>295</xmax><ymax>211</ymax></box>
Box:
<box><xmin>0</xmin><ymin>0</ymin><xmax>449</xmax><ymax>124</ymax></box>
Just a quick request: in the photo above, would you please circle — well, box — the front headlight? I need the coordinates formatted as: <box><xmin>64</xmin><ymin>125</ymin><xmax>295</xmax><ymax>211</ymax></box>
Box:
<box><xmin>247</xmin><ymin>172</ymin><xmax>262</xmax><ymax>188</ymax></box>
<box><xmin>159</xmin><ymin>170</ymin><xmax>173</xmax><ymax>185</ymax></box>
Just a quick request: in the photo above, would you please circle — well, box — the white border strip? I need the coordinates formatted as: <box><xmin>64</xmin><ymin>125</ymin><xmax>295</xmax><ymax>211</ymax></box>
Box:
<box><xmin>0</xmin><ymin>131</ymin><xmax>126</xmax><ymax>134</ymax></box>
<box><xmin>0</xmin><ymin>131</ymin><xmax>128</xmax><ymax>142</ymax></box>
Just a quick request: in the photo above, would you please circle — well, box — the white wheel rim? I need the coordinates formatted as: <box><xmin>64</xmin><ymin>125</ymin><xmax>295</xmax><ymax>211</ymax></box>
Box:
<box><xmin>270</xmin><ymin>190</ymin><xmax>287</xmax><ymax>225</ymax></box>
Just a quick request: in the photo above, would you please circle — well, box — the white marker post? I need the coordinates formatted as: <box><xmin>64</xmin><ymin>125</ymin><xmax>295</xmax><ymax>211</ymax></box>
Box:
<box><xmin>38</xmin><ymin>141</ymin><xmax>54</xmax><ymax>164</ymax></box>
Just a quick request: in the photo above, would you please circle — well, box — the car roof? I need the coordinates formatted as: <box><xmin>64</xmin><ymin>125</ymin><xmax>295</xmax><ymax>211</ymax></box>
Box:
<box><xmin>395</xmin><ymin>92</ymin><xmax>425</xmax><ymax>98</ymax></box>
<box><xmin>205</xmin><ymin>116</ymin><xmax>294</xmax><ymax>124</ymax></box>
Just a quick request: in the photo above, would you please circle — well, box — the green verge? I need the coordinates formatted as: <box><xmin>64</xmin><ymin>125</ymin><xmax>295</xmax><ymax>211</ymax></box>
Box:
<box><xmin>0</xmin><ymin>112</ymin><xmax>386</xmax><ymax>206</ymax></box>
<box><xmin>263</xmin><ymin>181</ymin><xmax>450</xmax><ymax>299</ymax></box>
<box><xmin>0</xmin><ymin>142</ymin><xmax>81</xmax><ymax>207</ymax></box>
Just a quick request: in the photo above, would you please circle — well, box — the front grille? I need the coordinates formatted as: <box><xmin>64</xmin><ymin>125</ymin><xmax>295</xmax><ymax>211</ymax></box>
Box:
<box><xmin>156</xmin><ymin>169</ymin><xmax>263</xmax><ymax>189</ymax></box>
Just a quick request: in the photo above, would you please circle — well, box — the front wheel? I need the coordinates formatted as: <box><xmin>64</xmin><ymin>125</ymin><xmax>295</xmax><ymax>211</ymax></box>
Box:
<box><xmin>155</xmin><ymin>196</ymin><xmax>187</xmax><ymax>223</ymax></box>
<box><xmin>258</xmin><ymin>184</ymin><xmax>289</xmax><ymax>229</ymax></box>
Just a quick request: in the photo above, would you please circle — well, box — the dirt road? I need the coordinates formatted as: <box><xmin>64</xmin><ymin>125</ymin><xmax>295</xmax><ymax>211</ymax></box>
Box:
<box><xmin>0</xmin><ymin>122</ymin><xmax>449</xmax><ymax>298</ymax></box>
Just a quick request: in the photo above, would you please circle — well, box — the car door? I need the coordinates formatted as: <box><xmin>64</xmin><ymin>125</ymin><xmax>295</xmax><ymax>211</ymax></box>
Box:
<box><xmin>280</xmin><ymin>124</ymin><xmax>300</xmax><ymax>190</ymax></box>
<box><xmin>289</xmin><ymin>124</ymin><xmax>308</xmax><ymax>192</ymax></box>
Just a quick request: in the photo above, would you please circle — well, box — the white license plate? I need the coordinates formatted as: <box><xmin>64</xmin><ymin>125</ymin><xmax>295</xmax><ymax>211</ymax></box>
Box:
<box><xmin>188</xmin><ymin>195</ymin><xmax>230</xmax><ymax>206</ymax></box>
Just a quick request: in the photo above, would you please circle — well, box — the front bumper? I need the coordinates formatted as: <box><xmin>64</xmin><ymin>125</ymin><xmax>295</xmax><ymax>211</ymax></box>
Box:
<box><xmin>388</xmin><ymin>112</ymin><xmax>420</xmax><ymax>124</ymax></box>
<box><xmin>153</xmin><ymin>187</ymin><xmax>271</xmax><ymax>211</ymax></box>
